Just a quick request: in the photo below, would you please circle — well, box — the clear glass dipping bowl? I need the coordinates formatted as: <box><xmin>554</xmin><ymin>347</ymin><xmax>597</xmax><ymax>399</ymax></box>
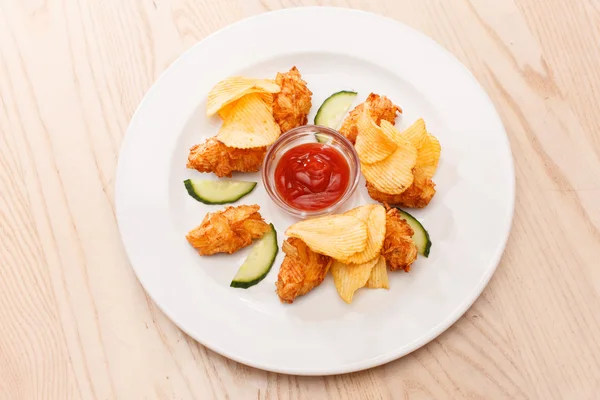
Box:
<box><xmin>262</xmin><ymin>125</ymin><xmax>360</xmax><ymax>219</ymax></box>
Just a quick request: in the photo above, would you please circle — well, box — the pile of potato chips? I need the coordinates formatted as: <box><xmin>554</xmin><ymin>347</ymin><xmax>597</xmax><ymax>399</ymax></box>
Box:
<box><xmin>206</xmin><ymin>77</ymin><xmax>282</xmax><ymax>148</ymax></box>
<box><xmin>355</xmin><ymin>108</ymin><xmax>441</xmax><ymax>194</ymax></box>
<box><xmin>286</xmin><ymin>204</ymin><xmax>390</xmax><ymax>303</ymax></box>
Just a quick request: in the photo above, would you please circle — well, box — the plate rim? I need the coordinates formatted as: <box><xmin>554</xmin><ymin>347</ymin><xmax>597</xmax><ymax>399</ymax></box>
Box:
<box><xmin>115</xmin><ymin>6</ymin><xmax>516</xmax><ymax>375</ymax></box>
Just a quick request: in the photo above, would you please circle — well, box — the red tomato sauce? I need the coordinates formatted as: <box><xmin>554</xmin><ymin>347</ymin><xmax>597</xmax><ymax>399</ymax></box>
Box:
<box><xmin>274</xmin><ymin>143</ymin><xmax>350</xmax><ymax>211</ymax></box>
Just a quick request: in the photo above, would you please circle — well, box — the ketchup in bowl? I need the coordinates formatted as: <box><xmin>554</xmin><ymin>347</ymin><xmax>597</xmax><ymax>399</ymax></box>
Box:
<box><xmin>274</xmin><ymin>143</ymin><xmax>350</xmax><ymax>211</ymax></box>
<box><xmin>262</xmin><ymin>125</ymin><xmax>360</xmax><ymax>218</ymax></box>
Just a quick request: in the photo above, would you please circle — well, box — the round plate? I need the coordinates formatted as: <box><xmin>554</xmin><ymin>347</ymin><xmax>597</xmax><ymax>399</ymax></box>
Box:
<box><xmin>116</xmin><ymin>7</ymin><xmax>515</xmax><ymax>375</ymax></box>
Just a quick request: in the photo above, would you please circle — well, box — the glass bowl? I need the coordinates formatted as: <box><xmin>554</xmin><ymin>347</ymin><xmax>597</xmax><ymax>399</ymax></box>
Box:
<box><xmin>262</xmin><ymin>125</ymin><xmax>360</xmax><ymax>219</ymax></box>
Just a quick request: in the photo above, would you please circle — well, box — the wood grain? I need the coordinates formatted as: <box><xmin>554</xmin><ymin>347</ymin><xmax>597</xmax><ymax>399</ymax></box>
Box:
<box><xmin>1</xmin><ymin>0</ymin><xmax>599</xmax><ymax>398</ymax></box>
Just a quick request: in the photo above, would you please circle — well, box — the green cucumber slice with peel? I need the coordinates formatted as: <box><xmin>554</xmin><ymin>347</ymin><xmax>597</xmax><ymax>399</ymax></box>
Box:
<box><xmin>314</xmin><ymin>90</ymin><xmax>358</xmax><ymax>129</ymax></box>
<box><xmin>230</xmin><ymin>224</ymin><xmax>278</xmax><ymax>288</ymax></box>
<box><xmin>315</xmin><ymin>133</ymin><xmax>333</xmax><ymax>144</ymax></box>
<box><xmin>184</xmin><ymin>179</ymin><xmax>256</xmax><ymax>205</ymax></box>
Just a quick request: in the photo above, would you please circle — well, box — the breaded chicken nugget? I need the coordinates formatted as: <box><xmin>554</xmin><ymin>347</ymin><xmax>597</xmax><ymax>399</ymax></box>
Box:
<box><xmin>382</xmin><ymin>207</ymin><xmax>418</xmax><ymax>272</ymax></box>
<box><xmin>186</xmin><ymin>205</ymin><xmax>270</xmax><ymax>255</ymax></box>
<box><xmin>272</xmin><ymin>67</ymin><xmax>313</xmax><ymax>133</ymax></box>
<box><xmin>276</xmin><ymin>238</ymin><xmax>332</xmax><ymax>303</ymax></box>
<box><xmin>187</xmin><ymin>137</ymin><xmax>266</xmax><ymax>178</ymax></box>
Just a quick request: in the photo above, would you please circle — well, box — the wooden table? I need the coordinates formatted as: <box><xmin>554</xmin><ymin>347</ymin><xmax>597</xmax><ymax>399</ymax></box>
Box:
<box><xmin>1</xmin><ymin>0</ymin><xmax>599</xmax><ymax>398</ymax></box>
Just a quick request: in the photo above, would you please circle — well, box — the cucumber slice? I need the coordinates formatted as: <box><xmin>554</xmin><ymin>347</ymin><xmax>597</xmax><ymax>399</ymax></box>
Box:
<box><xmin>396</xmin><ymin>208</ymin><xmax>432</xmax><ymax>257</ymax></box>
<box><xmin>230</xmin><ymin>224</ymin><xmax>278</xmax><ymax>288</ymax></box>
<box><xmin>314</xmin><ymin>91</ymin><xmax>358</xmax><ymax>129</ymax></box>
<box><xmin>315</xmin><ymin>133</ymin><xmax>333</xmax><ymax>144</ymax></box>
<box><xmin>184</xmin><ymin>179</ymin><xmax>256</xmax><ymax>205</ymax></box>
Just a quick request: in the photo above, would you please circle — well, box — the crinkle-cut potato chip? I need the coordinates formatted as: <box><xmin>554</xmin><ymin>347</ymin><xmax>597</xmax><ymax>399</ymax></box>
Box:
<box><xmin>342</xmin><ymin>204</ymin><xmax>387</xmax><ymax>264</ymax></box>
<box><xmin>361</xmin><ymin>151</ymin><xmax>415</xmax><ymax>194</ymax></box>
<box><xmin>361</xmin><ymin>120</ymin><xmax>417</xmax><ymax>194</ymax></box>
<box><xmin>355</xmin><ymin>110</ymin><xmax>397</xmax><ymax>164</ymax></box>
<box><xmin>366</xmin><ymin>256</ymin><xmax>389</xmax><ymax>289</ymax></box>
<box><xmin>416</xmin><ymin>134</ymin><xmax>441</xmax><ymax>179</ymax></box>
<box><xmin>343</xmin><ymin>203</ymin><xmax>375</xmax><ymax>222</ymax></box>
<box><xmin>395</xmin><ymin>118</ymin><xmax>441</xmax><ymax>179</ymax></box>
<box><xmin>361</xmin><ymin>141</ymin><xmax>417</xmax><ymax>195</ymax></box>
<box><xmin>379</xmin><ymin>120</ymin><xmax>406</xmax><ymax>144</ymax></box>
<box><xmin>331</xmin><ymin>258</ymin><xmax>379</xmax><ymax>303</ymax></box>
<box><xmin>286</xmin><ymin>215</ymin><xmax>367</xmax><ymax>260</ymax></box>
<box><xmin>401</xmin><ymin>118</ymin><xmax>427</xmax><ymax>148</ymax></box>
<box><xmin>207</xmin><ymin>77</ymin><xmax>280</xmax><ymax>117</ymax></box>
<box><xmin>339</xmin><ymin>93</ymin><xmax>402</xmax><ymax>144</ymax></box>
<box><xmin>366</xmin><ymin>167</ymin><xmax>436</xmax><ymax>208</ymax></box>
<box><xmin>218</xmin><ymin>92</ymin><xmax>274</xmax><ymax>120</ymax></box>
<box><xmin>216</xmin><ymin>93</ymin><xmax>281</xmax><ymax>149</ymax></box>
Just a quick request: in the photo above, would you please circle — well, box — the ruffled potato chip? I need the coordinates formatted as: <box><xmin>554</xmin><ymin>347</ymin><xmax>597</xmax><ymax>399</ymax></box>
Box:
<box><xmin>401</xmin><ymin>118</ymin><xmax>427</xmax><ymax>148</ymax></box>
<box><xmin>331</xmin><ymin>258</ymin><xmax>379</xmax><ymax>303</ymax></box>
<box><xmin>218</xmin><ymin>92</ymin><xmax>274</xmax><ymax>120</ymax></box>
<box><xmin>366</xmin><ymin>167</ymin><xmax>436</xmax><ymax>208</ymax></box>
<box><xmin>342</xmin><ymin>204</ymin><xmax>386</xmax><ymax>264</ymax></box>
<box><xmin>395</xmin><ymin>118</ymin><xmax>440</xmax><ymax>179</ymax></box>
<box><xmin>343</xmin><ymin>203</ymin><xmax>375</xmax><ymax>222</ymax></box>
<box><xmin>207</xmin><ymin>77</ymin><xmax>280</xmax><ymax>117</ymax></box>
<box><xmin>361</xmin><ymin>156</ymin><xmax>414</xmax><ymax>194</ymax></box>
<box><xmin>216</xmin><ymin>93</ymin><xmax>281</xmax><ymax>149</ymax></box>
<box><xmin>361</xmin><ymin>120</ymin><xmax>417</xmax><ymax>194</ymax></box>
<box><xmin>366</xmin><ymin>256</ymin><xmax>389</xmax><ymax>289</ymax></box>
<box><xmin>380</xmin><ymin>120</ymin><xmax>408</xmax><ymax>144</ymax></box>
<box><xmin>286</xmin><ymin>215</ymin><xmax>367</xmax><ymax>260</ymax></box>
<box><xmin>355</xmin><ymin>110</ymin><xmax>397</xmax><ymax>164</ymax></box>
<box><xmin>416</xmin><ymin>134</ymin><xmax>441</xmax><ymax>179</ymax></box>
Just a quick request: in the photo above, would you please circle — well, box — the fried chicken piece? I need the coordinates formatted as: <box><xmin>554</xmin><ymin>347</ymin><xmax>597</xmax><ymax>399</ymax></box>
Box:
<box><xmin>339</xmin><ymin>93</ymin><xmax>402</xmax><ymax>144</ymax></box>
<box><xmin>382</xmin><ymin>207</ymin><xmax>418</xmax><ymax>272</ymax></box>
<box><xmin>276</xmin><ymin>238</ymin><xmax>333</xmax><ymax>303</ymax></box>
<box><xmin>186</xmin><ymin>205</ymin><xmax>270</xmax><ymax>256</ymax></box>
<box><xmin>187</xmin><ymin>137</ymin><xmax>266</xmax><ymax>178</ymax></box>
<box><xmin>366</xmin><ymin>167</ymin><xmax>436</xmax><ymax>208</ymax></box>
<box><xmin>272</xmin><ymin>66</ymin><xmax>313</xmax><ymax>133</ymax></box>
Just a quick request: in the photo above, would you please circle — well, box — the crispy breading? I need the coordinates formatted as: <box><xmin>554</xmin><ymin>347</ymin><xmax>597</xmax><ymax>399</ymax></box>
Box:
<box><xmin>382</xmin><ymin>207</ymin><xmax>418</xmax><ymax>272</ymax></box>
<box><xmin>186</xmin><ymin>137</ymin><xmax>266</xmax><ymax>178</ymax></box>
<box><xmin>186</xmin><ymin>205</ymin><xmax>270</xmax><ymax>256</ymax></box>
<box><xmin>366</xmin><ymin>167</ymin><xmax>436</xmax><ymax>208</ymax></box>
<box><xmin>275</xmin><ymin>238</ymin><xmax>333</xmax><ymax>303</ymax></box>
<box><xmin>272</xmin><ymin>66</ymin><xmax>313</xmax><ymax>133</ymax></box>
<box><xmin>339</xmin><ymin>93</ymin><xmax>402</xmax><ymax>144</ymax></box>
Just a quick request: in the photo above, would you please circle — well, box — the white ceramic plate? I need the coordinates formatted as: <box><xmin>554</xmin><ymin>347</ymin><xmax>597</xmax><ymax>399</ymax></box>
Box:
<box><xmin>116</xmin><ymin>7</ymin><xmax>514</xmax><ymax>375</ymax></box>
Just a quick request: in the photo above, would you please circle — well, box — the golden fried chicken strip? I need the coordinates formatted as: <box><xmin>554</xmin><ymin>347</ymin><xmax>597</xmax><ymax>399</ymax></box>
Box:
<box><xmin>339</xmin><ymin>93</ymin><xmax>402</xmax><ymax>144</ymax></box>
<box><xmin>366</xmin><ymin>167</ymin><xmax>436</xmax><ymax>208</ymax></box>
<box><xmin>186</xmin><ymin>205</ymin><xmax>270</xmax><ymax>256</ymax></box>
<box><xmin>276</xmin><ymin>238</ymin><xmax>333</xmax><ymax>303</ymax></box>
<box><xmin>272</xmin><ymin>66</ymin><xmax>313</xmax><ymax>133</ymax></box>
<box><xmin>382</xmin><ymin>207</ymin><xmax>418</xmax><ymax>272</ymax></box>
<box><xmin>187</xmin><ymin>137</ymin><xmax>266</xmax><ymax>178</ymax></box>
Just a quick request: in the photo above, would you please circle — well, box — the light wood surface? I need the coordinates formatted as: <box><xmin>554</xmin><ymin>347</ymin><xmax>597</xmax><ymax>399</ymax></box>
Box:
<box><xmin>1</xmin><ymin>0</ymin><xmax>599</xmax><ymax>398</ymax></box>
